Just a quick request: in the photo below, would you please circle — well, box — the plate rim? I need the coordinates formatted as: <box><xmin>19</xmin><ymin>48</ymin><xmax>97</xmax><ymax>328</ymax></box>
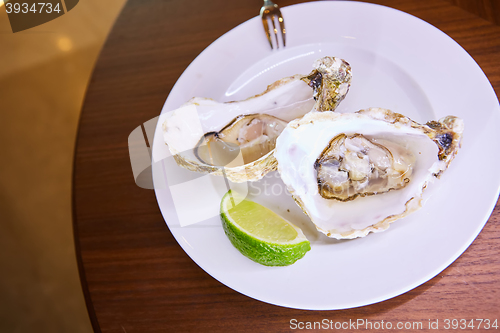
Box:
<box><xmin>153</xmin><ymin>0</ymin><xmax>500</xmax><ymax>310</ymax></box>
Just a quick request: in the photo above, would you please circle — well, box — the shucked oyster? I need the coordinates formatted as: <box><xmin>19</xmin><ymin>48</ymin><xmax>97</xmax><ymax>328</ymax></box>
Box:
<box><xmin>315</xmin><ymin>133</ymin><xmax>416</xmax><ymax>201</ymax></box>
<box><xmin>195</xmin><ymin>114</ymin><xmax>289</xmax><ymax>167</ymax></box>
<box><xmin>274</xmin><ymin>108</ymin><xmax>463</xmax><ymax>239</ymax></box>
<box><xmin>162</xmin><ymin>57</ymin><xmax>352</xmax><ymax>182</ymax></box>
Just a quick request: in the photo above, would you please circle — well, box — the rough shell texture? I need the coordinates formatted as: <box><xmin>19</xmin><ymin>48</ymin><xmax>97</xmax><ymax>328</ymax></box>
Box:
<box><xmin>162</xmin><ymin>57</ymin><xmax>352</xmax><ymax>182</ymax></box>
<box><xmin>275</xmin><ymin>108</ymin><xmax>464</xmax><ymax>239</ymax></box>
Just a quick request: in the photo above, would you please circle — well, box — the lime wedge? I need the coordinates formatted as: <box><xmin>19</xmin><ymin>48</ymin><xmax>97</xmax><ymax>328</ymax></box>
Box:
<box><xmin>220</xmin><ymin>191</ymin><xmax>311</xmax><ymax>266</ymax></box>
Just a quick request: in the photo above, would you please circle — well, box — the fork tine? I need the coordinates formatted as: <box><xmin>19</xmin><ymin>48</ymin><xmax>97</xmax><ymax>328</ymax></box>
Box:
<box><xmin>277</xmin><ymin>13</ymin><xmax>286</xmax><ymax>46</ymax></box>
<box><xmin>270</xmin><ymin>15</ymin><xmax>279</xmax><ymax>48</ymax></box>
<box><xmin>260</xmin><ymin>0</ymin><xmax>286</xmax><ymax>49</ymax></box>
<box><xmin>261</xmin><ymin>16</ymin><xmax>273</xmax><ymax>49</ymax></box>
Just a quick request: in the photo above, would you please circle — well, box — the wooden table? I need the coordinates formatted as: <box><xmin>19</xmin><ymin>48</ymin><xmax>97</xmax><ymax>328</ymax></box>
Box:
<box><xmin>73</xmin><ymin>0</ymin><xmax>500</xmax><ymax>331</ymax></box>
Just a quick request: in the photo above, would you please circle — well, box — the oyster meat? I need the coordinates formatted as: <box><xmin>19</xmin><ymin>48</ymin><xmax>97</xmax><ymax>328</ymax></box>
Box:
<box><xmin>162</xmin><ymin>57</ymin><xmax>352</xmax><ymax>182</ymax></box>
<box><xmin>274</xmin><ymin>108</ymin><xmax>463</xmax><ymax>239</ymax></box>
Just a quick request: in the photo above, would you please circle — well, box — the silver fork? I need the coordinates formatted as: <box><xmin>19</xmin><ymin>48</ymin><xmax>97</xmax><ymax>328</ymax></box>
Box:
<box><xmin>260</xmin><ymin>0</ymin><xmax>286</xmax><ymax>49</ymax></box>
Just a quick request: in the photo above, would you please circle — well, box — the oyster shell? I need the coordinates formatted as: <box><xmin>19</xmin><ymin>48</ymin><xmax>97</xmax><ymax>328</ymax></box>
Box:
<box><xmin>162</xmin><ymin>56</ymin><xmax>352</xmax><ymax>182</ymax></box>
<box><xmin>274</xmin><ymin>108</ymin><xmax>463</xmax><ymax>239</ymax></box>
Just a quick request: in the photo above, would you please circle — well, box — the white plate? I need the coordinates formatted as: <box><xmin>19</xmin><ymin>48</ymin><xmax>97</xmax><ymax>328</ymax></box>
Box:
<box><xmin>152</xmin><ymin>1</ymin><xmax>500</xmax><ymax>310</ymax></box>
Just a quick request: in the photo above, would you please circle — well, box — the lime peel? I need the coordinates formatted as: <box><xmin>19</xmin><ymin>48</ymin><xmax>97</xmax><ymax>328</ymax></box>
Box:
<box><xmin>220</xmin><ymin>191</ymin><xmax>311</xmax><ymax>266</ymax></box>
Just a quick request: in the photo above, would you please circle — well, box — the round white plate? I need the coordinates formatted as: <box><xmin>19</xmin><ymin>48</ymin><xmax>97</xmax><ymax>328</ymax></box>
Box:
<box><xmin>152</xmin><ymin>1</ymin><xmax>500</xmax><ymax>310</ymax></box>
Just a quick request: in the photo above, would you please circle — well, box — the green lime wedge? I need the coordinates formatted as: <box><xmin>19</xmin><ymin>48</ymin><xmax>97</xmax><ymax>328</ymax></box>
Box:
<box><xmin>220</xmin><ymin>190</ymin><xmax>311</xmax><ymax>266</ymax></box>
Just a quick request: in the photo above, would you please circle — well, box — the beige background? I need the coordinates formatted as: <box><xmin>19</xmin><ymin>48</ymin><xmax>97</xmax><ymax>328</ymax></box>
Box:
<box><xmin>0</xmin><ymin>0</ymin><xmax>125</xmax><ymax>331</ymax></box>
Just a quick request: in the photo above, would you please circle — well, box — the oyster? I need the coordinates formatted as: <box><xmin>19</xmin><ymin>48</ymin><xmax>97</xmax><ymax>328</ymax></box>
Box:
<box><xmin>195</xmin><ymin>114</ymin><xmax>289</xmax><ymax>167</ymax></box>
<box><xmin>274</xmin><ymin>108</ymin><xmax>463</xmax><ymax>239</ymax></box>
<box><xmin>162</xmin><ymin>56</ymin><xmax>352</xmax><ymax>182</ymax></box>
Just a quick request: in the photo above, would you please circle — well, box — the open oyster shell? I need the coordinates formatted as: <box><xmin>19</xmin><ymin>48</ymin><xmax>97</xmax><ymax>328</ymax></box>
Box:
<box><xmin>274</xmin><ymin>108</ymin><xmax>464</xmax><ymax>239</ymax></box>
<box><xmin>162</xmin><ymin>57</ymin><xmax>352</xmax><ymax>182</ymax></box>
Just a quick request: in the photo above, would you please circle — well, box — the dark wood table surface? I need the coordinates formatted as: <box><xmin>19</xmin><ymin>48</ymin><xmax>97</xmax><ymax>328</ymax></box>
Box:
<box><xmin>73</xmin><ymin>0</ymin><xmax>500</xmax><ymax>331</ymax></box>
